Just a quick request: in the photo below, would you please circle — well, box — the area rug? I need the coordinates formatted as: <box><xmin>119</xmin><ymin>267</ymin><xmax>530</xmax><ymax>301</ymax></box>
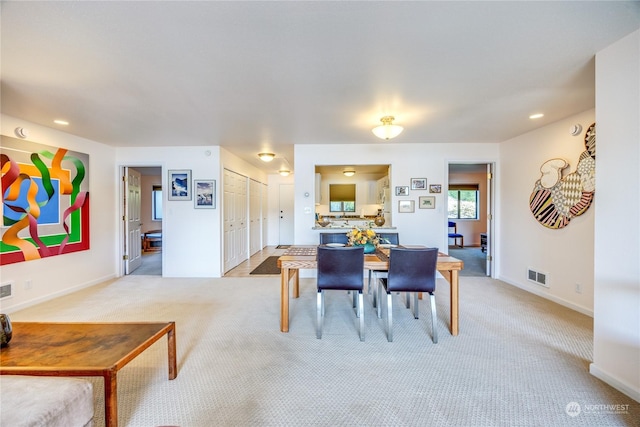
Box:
<box><xmin>276</xmin><ymin>245</ymin><xmax>290</xmax><ymax>249</ymax></box>
<box><xmin>249</xmin><ymin>256</ymin><xmax>281</xmax><ymax>275</ymax></box>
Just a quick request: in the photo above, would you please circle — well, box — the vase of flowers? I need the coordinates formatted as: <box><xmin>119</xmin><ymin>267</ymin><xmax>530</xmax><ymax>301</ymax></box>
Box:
<box><xmin>347</xmin><ymin>227</ymin><xmax>379</xmax><ymax>254</ymax></box>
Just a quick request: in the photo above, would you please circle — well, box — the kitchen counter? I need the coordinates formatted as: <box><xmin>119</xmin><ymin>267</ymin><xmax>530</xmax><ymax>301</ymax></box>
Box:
<box><xmin>312</xmin><ymin>226</ymin><xmax>396</xmax><ymax>230</ymax></box>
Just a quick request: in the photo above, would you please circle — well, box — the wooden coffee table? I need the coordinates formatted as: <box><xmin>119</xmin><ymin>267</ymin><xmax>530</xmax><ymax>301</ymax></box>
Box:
<box><xmin>0</xmin><ymin>321</ymin><xmax>177</xmax><ymax>427</ymax></box>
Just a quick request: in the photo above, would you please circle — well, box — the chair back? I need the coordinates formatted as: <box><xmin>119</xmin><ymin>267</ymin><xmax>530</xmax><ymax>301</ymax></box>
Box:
<box><xmin>317</xmin><ymin>245</ymin><xmax>364</xmax><ymax>291</ymax></box>
<box><xmin>319</xmin><ymin>232</ymin><xmax>349</xmax><ymax>245</ymax></box>
<box><xmin>448</xmin><ymin>221</ymin><xmax>456</xmax><ymax>229</ymax></box>
<box><xmin>377</xmin><ymin>232</ymin><xmax>399</xmax><ymax>245</ymax></box>
<box><xmin>386</xmin><ymin>247</ymin><xmax>438</xmax><ymax>293</ymax></box>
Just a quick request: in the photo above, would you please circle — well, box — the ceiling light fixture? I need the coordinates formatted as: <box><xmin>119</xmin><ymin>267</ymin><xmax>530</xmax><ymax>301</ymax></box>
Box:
<box><xmin>529</xmin><ymin>113</ymin><xmax>544</xmax><ymax>119</ymax></box>
<box><xmin>258</xmin><ymin>152</ymin><xmax>275</xmax><ymax>162</ymax></box>
<box><xmin>372</xmin><ymin>115</ymin><xmax>403</xmax><ymax>140</ymax></box>
<box><xmin>279</xmin><ymin>170</ymin><xmax>290</xmax><ymax>176</ymax></box>
<box><xmin>343</xmin><ymin>170</ymin><xmax>356</xmax><ymax>177</ymax></box>
<box><xmin>53</xmin><ymin>119</ymin><xmax>69</xmax><ymax>126</ymax></box>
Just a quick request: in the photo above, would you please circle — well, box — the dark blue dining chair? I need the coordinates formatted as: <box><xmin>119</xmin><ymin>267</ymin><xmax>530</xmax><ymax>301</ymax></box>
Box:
<box><xmin>377</xmin><ymin>247</ymin><xmax>439</xmax><ymax>343</ymax></box>
<box><xmin>319</xmin><ymin>232</ymin><xmax>349</xmax><ymax>245</ymax></box>
<box><xmin>316</xmin><ymin>245</ymin><xmax>365</xmax><ymax>341</ymax></box>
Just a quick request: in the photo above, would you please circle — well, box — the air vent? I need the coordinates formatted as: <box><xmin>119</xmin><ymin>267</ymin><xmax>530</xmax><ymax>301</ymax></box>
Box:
<box><xmin>0</xmin><ymin>283</ymin><xmax>13</xmax><ymax>299</ymax></box>
<box><xmin>527</xmin><ymin>268</ymin><xmax>549</xmax><ymax>288</ymax></box>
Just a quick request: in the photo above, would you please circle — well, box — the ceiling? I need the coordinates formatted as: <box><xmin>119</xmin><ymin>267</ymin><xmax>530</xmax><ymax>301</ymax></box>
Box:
<box><xmin>2</xmin><ymin>1</ymin><xmax>639</xmax><ymax>175</ymax></box>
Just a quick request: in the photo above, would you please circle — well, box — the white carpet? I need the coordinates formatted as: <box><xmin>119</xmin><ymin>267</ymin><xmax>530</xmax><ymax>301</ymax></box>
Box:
<box><xmin>6</xmin><ymin>275</ymin><xmax>639</xmax><ymax>426</ymax></box>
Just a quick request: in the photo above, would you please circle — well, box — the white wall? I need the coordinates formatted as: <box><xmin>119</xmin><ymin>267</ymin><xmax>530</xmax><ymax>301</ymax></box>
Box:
<box><xmin>116</xmin><ymin>146</ymin><xmax>223</xmax><ymax>277</ymax></box>
<box><xmin>591</xmin><ymin>29</ymin><xmax>640</xmax><ymax>402</ymax></box>
<box><xmin>0</xmin><ymin>115</ymin><xmax>118</xmax><ymax>312</ymax></box>
<box><xmin>499</xmin><ymin>109</ymin><xmax>596</xmax><ymax>315</ymax></box>
<box><xmin>294</xmin><ymin>142</ymin><xmax>499</xmax><ymax>278</ymax></box>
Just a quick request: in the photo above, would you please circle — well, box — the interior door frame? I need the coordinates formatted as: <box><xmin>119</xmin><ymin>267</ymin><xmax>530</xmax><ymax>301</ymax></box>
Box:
<box><xmin>118</xmin><ymin>164</ymin><xmax>164</xmax><ymax>277</ymax></box>
<box><xmin>446</xmin><ymin>161</ymin><xmax>495</xmax><ymax>278</ymax></box>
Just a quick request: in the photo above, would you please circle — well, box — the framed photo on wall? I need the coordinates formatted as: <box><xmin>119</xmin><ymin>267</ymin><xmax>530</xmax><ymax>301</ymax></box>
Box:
<box><xmin>194</xmin><ymin>179</ymin><xmax>216</xmax><ymax>208</ymax></box>
<box><xmin>398</xmin><ymin>200</ymin><xmax>415</xmax><ymax>213</ymax></box>
<box><xmin>429</xmin><ymin>184</ymin><xmax>442</xmax><ymax>193</ymax></box>
<box><xmin>168</xmin><ymin>169</ymin><xmax>192</xmax><ymax>201</ymax></box>
<box><xmin>419</xmin><ymin>196</ymin><xmax>436</xmax><ymax>209</ymax></box>
<box><xmin>396</xmin><ymin>186</ymin><xmax>409</xmax><ymax>196</ymax></box>
<box><xmin>411</xmin><ymin>178</ymin><xmax>427</xmax><ymax>190</ymax></box>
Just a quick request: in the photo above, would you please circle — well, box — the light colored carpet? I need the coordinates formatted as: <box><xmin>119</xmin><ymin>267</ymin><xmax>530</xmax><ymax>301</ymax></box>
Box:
<box><xmin>6</xmin><ymin>275</ymin><xmax>639</xmax><ymax>426</ymax></box>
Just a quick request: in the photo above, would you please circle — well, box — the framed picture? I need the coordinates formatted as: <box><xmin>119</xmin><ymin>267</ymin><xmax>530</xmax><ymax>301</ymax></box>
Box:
<box><xmin>398</xmin><ymin>200</ymin><xmax>415</xmax><ymax>213</ymax></box>
<box><xmin>194</xmin><ymin>179</ymin><xmax>216</xmax><ymax>209</ymax></box>
<box><xmin>396</xmin><ymin>186</ymin><xmax>409</xmax><ymax>196</ymax></box>
<box><xmin>168</xmin><ymin>169</ymin><xmax>192</xmax><ymax>201</ymax></box>
<box><xmin>411</xmin><ymin>178</ymin><xmax>427</xmax><ymax>190</ymax></box>
<box><xmin>419</xmin><ymin>196</ymin><xmax>436</xmax><ymax>209</ymax></box>
<box><xmin>429</xmin><ymin>184</ymin><xmax>442</xmax><ymax>193</ymax></box>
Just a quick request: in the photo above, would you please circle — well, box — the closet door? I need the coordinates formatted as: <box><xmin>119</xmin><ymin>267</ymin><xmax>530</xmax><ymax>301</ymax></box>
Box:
<box><xmin>223</xmin><ymin>169</ymin><xmax>249</xmax><ymax>272</ymax></box>
<box><xmin>249</xmin><ymin>179</ymin><xmax>262</xmax><ymax>255</ymax></box>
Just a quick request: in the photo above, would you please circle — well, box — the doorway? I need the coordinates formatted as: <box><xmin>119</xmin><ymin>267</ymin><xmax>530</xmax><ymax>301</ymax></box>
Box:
<box><xmin>447</xmin><ymin>163</ymin><xmax>494</xmax><ymax>277</ymax></box>
<box><xmin>122</xmin><ymin>166</ymin><xmax>163</xmax><ymax>276</ymax></box>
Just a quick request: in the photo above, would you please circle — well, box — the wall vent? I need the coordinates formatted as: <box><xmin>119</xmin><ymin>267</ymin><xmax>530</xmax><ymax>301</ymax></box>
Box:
<box><xmin>527</xmin><ymin>268</ymin><xmax>549</xmax><ymax>288</ymax></box>
<box><xmin>0</xmin><ymin>283</ymin><xmax>13</xmax><ymax>299</ymax></box>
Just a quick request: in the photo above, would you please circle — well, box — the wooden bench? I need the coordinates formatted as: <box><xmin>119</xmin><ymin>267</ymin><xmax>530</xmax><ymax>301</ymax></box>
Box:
<box><xmin>143</xmin><ymin>229</ymin><xmax>162</xmax><ymax>252</ymax></box>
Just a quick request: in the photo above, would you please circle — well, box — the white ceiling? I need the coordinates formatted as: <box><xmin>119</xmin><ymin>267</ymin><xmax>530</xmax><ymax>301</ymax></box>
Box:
<box><xmin>2</xmin><ymin>1</ymin><xmax>639</xmax><ymax>174</ymax></box>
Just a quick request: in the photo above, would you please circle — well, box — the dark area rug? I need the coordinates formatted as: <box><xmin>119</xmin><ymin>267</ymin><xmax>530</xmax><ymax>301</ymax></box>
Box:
<box><xmin>250</xmin><ymin>256</ymin><xmax>281</xmax><ymax>275</ymax></box>
<box><xmin>276</xmin><ymin>245</ymin><xmax>290</xmax><ymax>249</ymax></box>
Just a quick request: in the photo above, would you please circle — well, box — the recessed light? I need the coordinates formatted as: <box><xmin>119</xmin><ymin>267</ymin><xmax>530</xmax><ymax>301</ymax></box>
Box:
<box><xmin>54</xmin><ymin>119</ymin><xmax>69</xmax><ymax>126</ymax></box>
<box><xmin>529</xmin><ymin>113</ymin><xmax>544</xmax><ymax>120</ymax></box>
<box><xmin>279</xmin><ymin>170</ymin><xmax>291</xmax><ymax>176</ymax></box>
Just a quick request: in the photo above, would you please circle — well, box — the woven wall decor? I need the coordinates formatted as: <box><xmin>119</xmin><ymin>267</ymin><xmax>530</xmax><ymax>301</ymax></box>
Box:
<box><xmin>529</xmin><ymin>123</ymin><xmax>596</xmax><ymax>229</ymax></box>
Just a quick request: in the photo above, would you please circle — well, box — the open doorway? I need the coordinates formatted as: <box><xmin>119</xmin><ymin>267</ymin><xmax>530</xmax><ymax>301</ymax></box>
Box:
<box><xmin>122</xmin><ymin>166</ymin><xmax>162</xmax><ymax>276</ymax></box>
<box><xmin>447</xmin><ymin>163</ymin><xmax>494</xmax><ymax>277</ymax></box>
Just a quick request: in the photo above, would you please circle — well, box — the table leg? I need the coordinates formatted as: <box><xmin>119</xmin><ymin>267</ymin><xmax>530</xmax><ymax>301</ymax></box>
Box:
<box><xmin>280</xmin><ymin>267</ymin><xmax>290</xmax><ymax>332</ymax></box>
<box><xmin>103</xmin><ymin>371</ymin><xmax>118</xmax><ymax>427</ymax></box>
<box><xmin>450</xmin><ymin>270</ymin><xmax>459</xmax><ymax>336</ymax></box>
<box><xmin>292</xmin><ymin>269</ymin><xmax>300</xmax><ymax>298</ymax></box>
<box><xmin>167</xmin><ymin>323</ymin><xmax>177</xmax><ymax>380</ymax></box>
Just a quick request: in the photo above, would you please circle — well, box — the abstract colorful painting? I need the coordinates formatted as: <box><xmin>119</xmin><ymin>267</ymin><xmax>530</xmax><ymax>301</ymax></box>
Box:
<box><xmin>529</xmin><ymin>123</ymin><xmax>595</xmax><ymax>229</ymax></box>
<box><xmin>1</xmin><ymin>136</ymin><xmax>90</xmax><ymax>265</ymax></box>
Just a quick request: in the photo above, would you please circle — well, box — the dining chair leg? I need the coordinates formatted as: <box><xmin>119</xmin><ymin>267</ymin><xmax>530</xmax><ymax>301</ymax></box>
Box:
<box><xmin>430</xmin><ymin>292</ymin><xmax>438</xmax><ymax>344</ymax></box>
<box><xmin>316</xmin><ymin>291</ymin><xmax>323</xmax><ymax>339</ymax></box>
<box><xmin>372</xmin><ymin>274</ymin><xmax>378</xmax><ymax>309</ymax></box>
<box><xmin>358</xmin><ymin>291</ymin><xmax>365</xmax><ymax>342</ymax></box>
<box><xmin>413</xmin><ymin>292</ymin><xmax>420</xmax><ymax>319</ymax></box>
<box><xmin>377</xmin><ymin>279</ymin><xmax>383</xmax><ymax>319</ymax></box>
<box><xmin>353</xmin><ymin>290</ymin><xmax>358</xmax><ymax>313</ymax></box>
<box><xmin>386</xmin><ymin>292</ymin><xmax>393</xmax><ymax>342</ymax></box>
<box><xmin>405</xmin><ymin>292</ymin><xmax>411</xmax><ymax>309</ymax></box>
<box><xmin>368</xmin><ymin>270</ymin><xmax>373</xmax><ymax>295</ymax></box>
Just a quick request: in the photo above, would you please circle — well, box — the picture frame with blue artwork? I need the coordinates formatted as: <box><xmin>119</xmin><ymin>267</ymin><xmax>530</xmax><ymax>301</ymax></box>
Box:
<box><xmin>168</xmin><ymin>169</ymin><xmax>191</xmax><ymax>201</ymax></box>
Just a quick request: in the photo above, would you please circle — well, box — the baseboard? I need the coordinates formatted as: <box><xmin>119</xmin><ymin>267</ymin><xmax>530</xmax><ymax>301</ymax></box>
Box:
<box><xmin>498</xmin><ymin>274</ymin><xmax>593</xmax><ymax>317</ymax></box>
<box><xmin>590</xmin><ymin>363</ymin><xmax>640</xmax><ymax>403</ymax></box>
<box><xmin>2</xmin><ymin>274</ymin><xmax>117</xmax><ymax>314</ymax></box>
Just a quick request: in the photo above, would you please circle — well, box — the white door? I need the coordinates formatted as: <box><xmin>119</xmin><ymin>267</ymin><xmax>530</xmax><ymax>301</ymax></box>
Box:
<box><xmin>261</xmin><ymin>183</ymin><xmax>268</xmax><ymax>248</ymax></box>
<box><xmin>124</xmin><ymin>167</ymin><xmax>142</xmax><ymax>274</ymax></box>
<box><xmin>279</xmin><ymin>184</ymin><xmax>294</xmax><ymax>245</ymax></box>
<box><xmin>223</xmin><ymin>169</ymin><xmax>237</xmax><ymax>272</ymax></box>
<box><xmin>249</xmin><ymin>179</ymin><xmax>262</xmax><ymax>255</ymax></box>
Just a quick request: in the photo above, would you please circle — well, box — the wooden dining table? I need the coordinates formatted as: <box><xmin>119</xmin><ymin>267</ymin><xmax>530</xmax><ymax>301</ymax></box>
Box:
<box><xmin>277</xmin><ymin>246</ymin><xmax>464</xmax><ymax>335</ymax></box>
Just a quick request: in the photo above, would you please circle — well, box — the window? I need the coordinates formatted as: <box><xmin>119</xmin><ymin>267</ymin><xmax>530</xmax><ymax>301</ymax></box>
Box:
<box><xmin>448</xmin><ymin>184</ymin><xmax>479</xmax><ymax>219</ymax></box>
<box><xmin>152</xmin><ymin>185</ymin><xmax>163</xmax><ymax>220</ymax></box>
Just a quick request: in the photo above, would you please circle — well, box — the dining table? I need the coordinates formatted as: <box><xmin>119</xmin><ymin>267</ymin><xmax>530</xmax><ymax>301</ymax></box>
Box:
<box><xmin>277</xmin><ymin>245</ymin><xmax>464</xmax><ymax>335</ymax></box>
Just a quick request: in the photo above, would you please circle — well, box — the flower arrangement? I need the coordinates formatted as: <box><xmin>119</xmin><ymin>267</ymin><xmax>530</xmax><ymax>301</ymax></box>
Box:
<box><xmin>347</xmin><ymin>227</ymin><xmax>379</xmax><ymax>247</ymax></box>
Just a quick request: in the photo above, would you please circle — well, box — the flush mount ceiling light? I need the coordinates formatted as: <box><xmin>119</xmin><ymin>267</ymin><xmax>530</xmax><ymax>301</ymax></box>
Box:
<box><xmin>372</xmin><ymin>115</ymin><xmax>403</xmax><ymax>140</ymax></box>
<box><xmin>529</xmin><ymin>113</ymin><xmax>544</xmax><ymax>119</ymax></box>
<box><xmin>53</xmin><ymin>119</ymin><xmax>69</xmax><ymax>126</ymax></box>
<box><xmin>343</xmin><ymin>170</ymin><xmax>356</xmax><ymax>177</ymax></box>
<box><xmin>258</xmin><ymin>152</ymin><xmax>275</xmax><ymax>162</ymax></box>
<box><xmin>279</xmin><ymin>170</ymin><xmax>291</xmax><ymax>176</ymax></box>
